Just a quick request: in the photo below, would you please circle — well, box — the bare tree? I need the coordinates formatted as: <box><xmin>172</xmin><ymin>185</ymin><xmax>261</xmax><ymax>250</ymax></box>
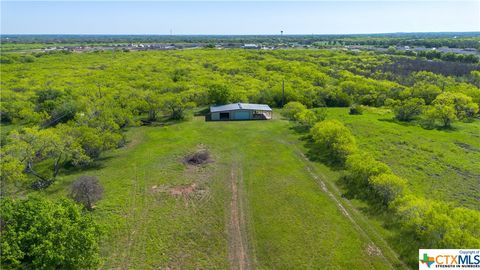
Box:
<box><xmin>70</xmin><ymin>176</ymin><xmax>104</xmax><ymax>210</ymax></box>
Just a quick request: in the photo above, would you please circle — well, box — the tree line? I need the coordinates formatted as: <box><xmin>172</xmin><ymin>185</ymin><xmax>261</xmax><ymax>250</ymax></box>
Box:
<box><xmin>282</xmin><ymin>104</ymin><xmax>480</xmax><ymax>267</ymax></box>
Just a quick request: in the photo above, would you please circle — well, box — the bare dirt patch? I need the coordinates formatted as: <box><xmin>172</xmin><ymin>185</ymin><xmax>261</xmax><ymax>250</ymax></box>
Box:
<box><xmin>151</xmin><ymin>183</ymin><xmax>205</xmax><ymax>197</ymax></box>
<box><xmin>183</xmin><ymin>149</ymin><xmax>212</xmax><ymax>166</ymax></box>
<box><xmin>366</xmin><ymin>243</ymin><xmax>382</xmax><ymax>257</ymax></box>
<box><xmin>169</xmin><ymin>183</ymin><xmax>197</xmax><ymax>196</ymax></box>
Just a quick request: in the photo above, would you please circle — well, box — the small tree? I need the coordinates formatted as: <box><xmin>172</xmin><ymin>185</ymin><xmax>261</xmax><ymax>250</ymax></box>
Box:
<box><xmin>70</xmin><ymin>176</ymin><xmax>104</xmax><ymax>210</ymax></box>
<box><xmin>393</xmin><ymin>98</ymin><xmax>425</xmax><ymax>121</ymax></box>
<box><xmin>295</xmin><ymin>109</ymin><xmax>317</xmax><ymax>128</ymax></box>
<box><xmin>369</xmin><ymin>173</ymin><xmax>408</xmax><ymax>207</ymax></box>
<box><xmin>434</xmin><ymin>92</ymin><xmax>478</xmax><ymax>120</ymax></box>
<box><xmin>294</xmin><ymin>107</ymin><xmax>327</xmax><ymax>128</ymax></box>
<box><xmin>310</xmin><ymin>119</ymin><xmax>357</xmax><ymax>164</ymax></box>
<box><xmin>345</xmin><ymin>152</ymin><xmax>391</xmax><ymax>195</ymax></box>
<box><xmin>311</xmin><ymin>107</ymin><xmax>328</xmax><ymax>122</ymax></box>
<box><xmin>281</xmin><ymin>101</ymin><xmax>306</xmax><ymax>121</ymax></box>
<box><xmin>424</xmin><ymin>104</ymin><xmax>457</xmax><ymax>128</ymax></box>
<box><xmin>349</xmin><ymin>104</ymin><xmax>364</xmax><ymax>115</ymax></box>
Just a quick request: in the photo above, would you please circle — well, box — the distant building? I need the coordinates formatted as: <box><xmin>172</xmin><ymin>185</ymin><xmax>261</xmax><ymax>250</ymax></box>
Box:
<box><xmin>206</xmin><ymin>103</ymin><xmax>272</xmax><ymax>121</ymax></box>
<box><xmin>243</xmin><ymin>44</ymin><xmax>259</xmax><ymax>49</ymax></box>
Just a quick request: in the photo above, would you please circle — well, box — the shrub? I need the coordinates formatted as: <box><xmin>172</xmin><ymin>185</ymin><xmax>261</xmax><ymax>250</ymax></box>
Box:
<box><xmin>295</xmin><ymin>107</ymin><xmax>327</xmax><ymax>128</ymax></box>
<box><xmin>295</xmin><ymin>109</ymin><xmax>318</xmax><ymax>128</ymax></box>
<box><xmin>393</xmin><ymin>98</ymin><xmax>425</xmax><ymax>121</ymax></box>
<box><xmin>345</xmin><ymin>152</ymin><xmax>391</xmax><ymax>194</ymax></box>
<box><xmin>310</xmin><ymin>107</ymin><xmax>327</xmax><ymax>122</ymax></box>
<box><xmin>435</xmin><ymin>92</ymin><xmax>479</xmax><ymax>120</ymax></box>
<box><xmin>310</xmin><ymin>120</ymin><xmax>357</xmax><ymax>164</ymax></box>
<box><xmin>369</xmin><ymin>173</ymin><xmax>408</xmax><ymax>207</ymax></box>
<box><xmin>424</xmin><ymin>104</ymin><xmax>457</xmax><ymax>128</ymax></box>
<box><xmin>0</xmin><ymin>197</ymin><xmax>101</xmax><ymax>269</ymax></box>
<box><xmin>392</xmin><ymin>195</ymin><xmax>480</xmax><ymax>265</ymax></box>
<box><xmin>281</xmin><ymin>101</ymin><xmax>307</xmax><ymax>120</ymax></box>
<box><xmin>349</xmin><ymin>104</ymin><xmax>364</xmax><ymax>115</ymax></box>
<box><xmin>70</xmin><ymin>176</ymin><xmax>104</xmax><ymax>210</ymax></box>
<box><xmin>424</xmin><ymin>92</ymin><xmax>479</xmax><ymax>128</ymax></box>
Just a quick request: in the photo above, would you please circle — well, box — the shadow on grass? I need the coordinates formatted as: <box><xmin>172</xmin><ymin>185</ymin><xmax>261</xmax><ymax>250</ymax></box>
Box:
<box><xmin>378</xmin><ymin>117</ymin><xmax>418</xmax><ymax>127</ymax></box>
<box><xmin>62</xmin><ymin>160</ymin><xmax>110</xmax><ymax>176</ymax></box>
<box><xmin>289</xmin><ymin>124</ymin><xmax>345</xmax><ymax>170</ymax></box>
<box><xmin>140</xmin><ymin>118</ymin><xmax>183</xmax><ymax>127</ymax></box>
<box><xmin>378</xmin><ymin>117</ymin><xmax>458</xmax><ymax>132</ymax></box>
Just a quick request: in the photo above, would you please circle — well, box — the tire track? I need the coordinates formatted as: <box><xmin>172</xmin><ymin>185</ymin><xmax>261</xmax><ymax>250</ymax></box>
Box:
<box><xmin>289</xmin><ymin>143</ymin><xmax>408</xmax><ymax>269</ymax></box>
<box><xmin>228</xmin><ymin>161</ymin><xmax>250</xmax><ymax>270</ymax></box>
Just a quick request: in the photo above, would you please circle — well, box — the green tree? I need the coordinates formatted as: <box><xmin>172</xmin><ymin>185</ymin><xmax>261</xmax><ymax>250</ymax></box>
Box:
<box><xmin>369</xmin><ymin>173</ymin><xmax>408</xmax><ymax>207</ymax></box>
<box><xmin>60</xmin><ymin>125</ymin><xmax>122</xmax><ymax>160</ymax></box>
<box><xmin>310</xmin><ymin>119</ymin><xmax>357</xmax><ymax>164</ymax></box>
<box><xmin>0</xmin><ymin>197</ymin><xmax>101</xmax><ymax>269</ymax></box>
<box><xmin>434</xmin><ymin>92</ymin><xmax>478</xmax><ymax>120</ymax></box>
<box><xmin>393</xmin><ymin>195</ymin><xmax>480</xmax><ymax>253</ymax></box>
<box><xmin>161</xmin><ymin>94</ymin><xmax>195</xmax><ymax>120</ymax></box>
<box><xmin>424</xmin><ymin>104</ymin><xmax>457</xmax><ymax>128</ymax></box>
<box><xmin>143</xmin><ymin>90</ymin><xmax>162</xmax><ymax>121</ymax></box>
<box><xmin>392</xmin><ymin>98</ymin><xmax>425</xmax><ymax>121</ymax></box>
<box><xmin>207</xmin><ymin>84</ymin><xmax>231</xmax><ymax>105</ymax></box>
<box><xmin>281</xmin><ymin>101</ymin><xmax>307</xmax><ymax>121</ymax></box>
<box><xmin>349</xmin><ymin>104</ymin><xmax>364</xmax><ymax>115</ymax></box>
<box><xmin>345</xmin><ymin>152</ymin><xmax>391</xmax><ymax>195</ymax></box>
<box><xmin>0</xmin><ymin>154</ymin><xmax>27</xmax><ymax>194</ymax></box>
<box><xmin>4</xmin><ymin>127</ymin><xmax>90</xmax><ymax>188</ymax></box>
<box><xmin>409</xmin><ymin>83</ymin><xmax>442</xmax><ymax>105</ymax></box>
<box><xmin>295</xmin><ymin>109</ymin><xmax>317</xmax><ymax>128</ymax></box>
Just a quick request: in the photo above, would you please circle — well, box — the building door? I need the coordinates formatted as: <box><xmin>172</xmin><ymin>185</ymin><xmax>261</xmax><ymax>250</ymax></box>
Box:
<box><xmin>220</xmin><ymin>112</ymin><xmax>230</xmax><ymax>120</ymax></box>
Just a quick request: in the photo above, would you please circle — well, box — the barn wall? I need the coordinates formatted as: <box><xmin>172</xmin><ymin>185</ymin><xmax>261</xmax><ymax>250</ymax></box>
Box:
<box><xmin>211</xmin><ymin>112</ymin><xmax>220</xmax><ymax>121</ymax></box>
<box><xmin>210</xmin><ymin>110</ymin><xmax>262</xmax><ymax>120</ymax></box>
<box><xmin>233</xmin><ymin>110</ymin><xmax>251</xmax><ymax>120</ymax></box>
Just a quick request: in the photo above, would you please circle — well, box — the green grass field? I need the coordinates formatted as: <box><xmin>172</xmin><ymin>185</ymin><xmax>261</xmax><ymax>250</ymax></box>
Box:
<box><xmin>39</xmin><ymin>115</ymin><xmax>403</xmax><ymax>269</ymax></box>
<box><xmin>325</xmin><ymin>107</ymin><xmax>480</xmax><ymax>210</ymax></box>
<box><xmin>12</xmin><ymin>106</ymin><xmax>479</xmax><ymax>269</ymax></box>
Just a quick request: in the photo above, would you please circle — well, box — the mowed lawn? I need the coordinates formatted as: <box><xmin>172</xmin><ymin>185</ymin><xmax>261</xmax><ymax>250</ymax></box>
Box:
<box><xmin>325</xmin><ymin>108</ymin><xmax>480</xmax><ymax>210</ymax></box>
<box><xmin>43</xmin><ymin>115</ymin><xmax>392</xmax><ymax>269</ymax></box>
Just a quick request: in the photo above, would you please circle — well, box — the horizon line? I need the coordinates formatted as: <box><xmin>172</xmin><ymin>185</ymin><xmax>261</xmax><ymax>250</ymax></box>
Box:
<box><xmin>3</xmin><ymin>31</ymin><xmax>480</xmax><ymax>36</ymax></box>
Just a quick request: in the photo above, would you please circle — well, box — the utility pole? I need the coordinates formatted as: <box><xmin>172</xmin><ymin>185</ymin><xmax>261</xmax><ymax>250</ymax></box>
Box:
<box><xmin>281</xmin><ymin>79</ymin><xmax>285</xmax><ymax>107</ymax></box>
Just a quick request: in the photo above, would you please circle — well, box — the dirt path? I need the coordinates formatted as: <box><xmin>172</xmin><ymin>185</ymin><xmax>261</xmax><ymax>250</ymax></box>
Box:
<box><xmin>228</xmin><ymin>161</ymin><xmax>250</xmax><ymax>270</ymax></box>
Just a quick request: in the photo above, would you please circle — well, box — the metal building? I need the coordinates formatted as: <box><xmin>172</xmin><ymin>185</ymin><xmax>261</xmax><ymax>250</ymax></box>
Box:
<box><xmin>207</xmin><ymin>103</ymin><xmax>272</xmax><ymax>121</ymax></box>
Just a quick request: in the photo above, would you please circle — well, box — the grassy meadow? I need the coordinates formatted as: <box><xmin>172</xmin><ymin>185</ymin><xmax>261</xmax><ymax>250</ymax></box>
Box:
<box><xmin>325</xmin><ymin>107</ymin><xmax>480</xmax><ymax>210</ymax></box>
<box><xmin>34</xmin><ymin>115</ymin><xmax>402</xmax><ymax>269</ymax></box>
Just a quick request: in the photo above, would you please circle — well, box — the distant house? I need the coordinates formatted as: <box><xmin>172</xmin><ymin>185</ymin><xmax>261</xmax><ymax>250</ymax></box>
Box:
<box><xmin>206</xmin><ymin>103</ymin><xmax>272</xmax><ymax>121</ymax></box>
<box><xmin>243</xmin><ymin>44</ymin><xmax>259</xmax><ymax>49</ymax></box>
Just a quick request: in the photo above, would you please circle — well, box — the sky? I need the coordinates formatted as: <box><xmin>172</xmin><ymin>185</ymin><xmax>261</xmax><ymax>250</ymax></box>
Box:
<box><xmin>1</xmin><ymin>1</ymin><xmax>479</xmax><ymax>35</ymax></box>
